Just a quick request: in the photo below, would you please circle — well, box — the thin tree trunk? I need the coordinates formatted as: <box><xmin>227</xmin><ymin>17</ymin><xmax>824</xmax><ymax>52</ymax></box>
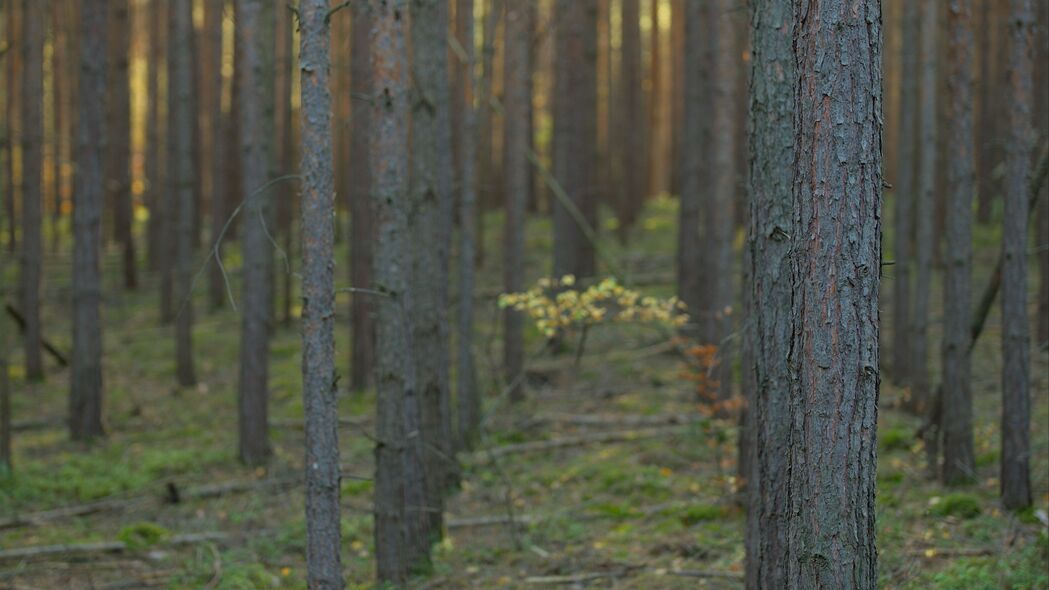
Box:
<box><xmin>616</xmin><ymin>0</ymin><xmax>643</xmax><ymax>241</ymax></box>
<box><xmin>70</xmin><ymin>0</ymin><xmax>105</xmax><ymax>441</ymax></box>
<box><xmin>206</xmin><ymin>0</ymin><xmax>227</xmax><ymax>310</ymax></box>
<box><xmin>275</xmin><ymin>0</ymin><xmax>294</xmax><ymax>327</ymax></box>
<box><xmin>298</xmin><ymin>1</ymin><xmax>343</xmax><ymax>586</ymax></box>
<box><xmin>744</xmin><ymin>1</ymin><xmax>794</xmax><ymax>586</ymax></box>
<box><xmin>645</xmin><ymin>0</ymin><xmax>661</xmax><ymax>200</ymax></box>
<box><xmin>892</xmin><ymin>0</ymin><xmax>918</xmax><ymax>386</ymax></box>
<box><xmin>236</xmin><ymin>0</ymin><xmax>275</xmax><ymax>466</ymax></box>
<box><xmin>941</xmin><ymin>0</ymin><xmax>978</xmax><ymax>486</ymax></box>
<box><xmin>159</xmin><ymin>0</ymin><xmax>176</xmax><ymax>325</ymax></box>
<box><xmin>349</xmin><ymin>4</ymin><xmax>375</xmax><ymax>393</ymax></box>
<box><xmin>108</xmin><ymin>0</ymin><xmax>135</xmax><ymax>290</ymax></box>
<box><xmin>171</xmin><ymin>0</ymin><xmax>196</xmax><ymax>388</ymax></box>
<box><xmin>1035</xmin><ymin>0</ymin><xmax>1049</xmax><ymax>346</ymax></box>
<box><xmin>410</xmin><ymin>0</ymin><xmax>455</xmax><ymax>544</ymax></box>
<box><xmin>976</xmin><ymin>0</ymin><xmax>998</xmax><ymax>223</ymax></box>
<box><xmin>552</xmin><ymin>0</ymin><xmax>598</xmax><ymax>280</ymax></box>
<box><xmin>5</xmin><ymin>0</ymin><xmax>18</xmax><ymax>255</ymax></box>
<box><xmin>20</xmin><ymin>0</ymin><xmax>44</xmax><ymax>381</ymax></box>
<box><xmin>1000</xmin><ymin>0</ymin><xmax>1034</xmax><ymax>511</ymax></box>
<box><xmin>785</xmin><ymin>0</ymin><xmax>882</xmax><ymax>586</ymax></box>
<box><xmin>677</xmin><ymin>1</ymin><xmax>706</xmax><ymax>338</ymax></box>
<box><xmin>50</xmin><ymin>0</ymin><xmax>65</xmax><ymax>256</ymax></box>
<box><xmin>368</xmin><ymin>0</ymin><xmax>429</xmax><ymax>581</ymax></box>
<box><xmin>146</xmin><ymin>0</ymin><xmax>165</xmax><ymax>274</ymax></box>
<box><xmin>455</xmin><ymin>0</ymin><xmax>480</xmax><ymax>451</ymax></box>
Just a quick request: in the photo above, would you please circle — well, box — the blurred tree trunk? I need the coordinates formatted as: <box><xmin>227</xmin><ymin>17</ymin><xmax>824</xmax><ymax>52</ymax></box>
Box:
<box><xmin>146</xmin><ymin>0</ymin><xmax>165</xmax><ymax>274</ymax></box>
<box><xmin>745</xmin><ymin>1</ymin><xmax>795</xmax><ymax>587</ymax></box>
<box><xmin>1035</xmin><ymin>0</ymin><xmax>1049</xmax><ymax>346</ymax></box>
<box><xmin>108</xmin><ymin>0</ymin><xmax>136</xmax><ymax>290</ymax></box>
<box><xmin>892</xmin><ymin>0</ymin><xmax>918</xmax><ymax>386</ymax></box>
<box><xmin>1000</xmin><ymin>0</ymin><xmax>1033</xmax><ymax>511</ymax></box>
<box><xmin>205</xmin><ymin>0</ymin><xmax>227</xmax><ymax>310</ymax></box>
<box><xmin>349</xmin><ymin>4</ymin><xmax>375</xmax><ymax>393</ymax></box>
<box><xmin>50</xmin><ymin>0</ymin><xmax>65</xmax><ymax>255</ymax></box>
<box><xmin>224</xmin><ymin>0</ymin><xmax>243</xmax><ymax>242</ymax></box>
<box><xmin>298</xmin><ymin>1</ymin><xmax>343</xmax><ymax>586</ymax></box>
<box><xmin>616</xmin><ymin>0</ymin><xmax>643</xmax><ymax>241</ymax></box>
<box><xmin>941</xmin><ymin>0</ymin><xmax>977</xmax><ymax>486</ymax></box>
<box><xmin>910</xmin><ymin>0</ymin><xmax>938</xmax><ymax>415</ymax></box>
<box><xmin>668</xmin><ymin>0</ymin><xmax>684</xmax><ymax>199</ymax></box>
<box><xmin>368</xmin><ymin>0</ymin><xmax>429</xmax><ymax>582</ymax></box>
<box><xmin>504</xmin><ymin>0</ymin><xmax>530</xmax><ymax>403</ymax></box>
<box><xmin>70</xmin><ymin>0</ymin><xmax>105</xmax><ymax>441</ymax></box>
<box><xmin>976</xmin><ymin>0</ymin><xmax>1003</xmax><ymax>223</ymax></box>
<box><xmin>552</xmin><ymin>0</ymin><xmax>597</xmax><ymax>279</ymax></box>
<box><xmin>160</xmin><ymin>0</ymin><xmax>176</xmax><ymax>326</ymax></box>
<box><xmin>410</xmin><ymin>0</ymin><xmax>454</xmax><ymax>543</ymax></box>
<box><xmin>236</xmin><ymin>0</ymin><xmax>275</xmax><ymax>466</ymax></box>
<box><xmin>3</xmin><ymin>0</ymin><xmax>16</xmax><ymax>254</ymax></box>
<box><xmin>275</xmin><ymin>0</ymin><xmax>294</xmax><ymax>327</ymax></box>
<box><xmin>645</xmin><ymin>0</ymin><xmax>661</xmax><ymax>200</ymax></box>
<box><xmin>171</xmin><ymin>0</ymin><xmax>196</xmax><ymax>388</ymax></box>
<box><xmin>20</xmin><ymin>0</ymin><xmax>44</xmax><ymax>381</ymax></box>
<box><xmin>455</xmin><ymin>0</ymin><xmax>480</xmax><ymax>450</ymax></box>
<box><xmin>476</xmin><ymin>0</ymin><xmax>502</xmax><ymax>265</ymax></box>
<box><xmin>785</xmin><ymin>0</ymin><xmax>882</xmax><ymax>586</ymax></box>
<box><xmin>0</xmin><ymin>2</ymin><xmax>7</xmax><ymax>468</ymax></box>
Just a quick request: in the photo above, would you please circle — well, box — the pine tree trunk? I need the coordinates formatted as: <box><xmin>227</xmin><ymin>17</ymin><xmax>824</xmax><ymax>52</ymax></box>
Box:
<box><xmin>20</xmin><ymin>0</ymin><xmax>45</xmax><ymax>381</ymax></box>
<box><xmin>70</xmin><ymin>0</ymin><xmax>105</xmax><ymax>441</ymax></box>
<box><xmin>552</xmin><ymin>0</ymin><xmax>598</xmax><ymax>280</ymax></box>
<box><xmin>941</xmin><ymin>0</ymin><xmax>978</xmax><ymax>486</ymax></box>
<box><xmin>745</xmin><ymin>1</ymin><xmax>795</xmax><ymax>586</ymax></box>
<box><xmin>892</xmin><ymin>0</ymin><xmax>918</xmax><ymax>386</ymax></box>
<box><xmin>275</xmin><ymin>2</ymin><xmax>294</xmax><ymax>327</ymax></box>
<box><xmin>108</xmin><ymin>0</ymin><xmax>135</xmax><ymax>291</ymax></box>
<box><xmin>171</xmin><ymin>0</ymin><xmax>196</xmax><ymax>388</ymax></box>
<box><xmin>976</xmin><ymin>0</ymin><xmax>999</xmax><ymax>224</ymax></box>
<box><xmin>146</xmin><ymin>0</ymin><xmax>165</xmax><ymax>274</ymax></box>
<box><xmin>1000</xmin><ymin>0</ymin><xmax>1033</xmax><ymax>511</ymax></box>
<box><xmin>236</xmin><ymin>0</ymin><xmax>275</xmax><ymax>466</ymax></box>
<box><xmin>785</xmin><ymin>0</ymin><xmax>882</xmax><ymax>586</ymax></box>
<box><xmin>616</xmin><ymin>0</ymin><xmax>643</xmax><ymax>240</ymax></box>
<box><xmin>676</xmin><ymin>1</ymin><xmax>705</xmax><ymax>338</ymax></box>
<box><xmin>1035</xmin><ymin>0</ymin><xmax>1049</xmax><ymax>346</ymax></box>
<box><xmin>3</xmin><ymin>0</ymin><xmax>17</xmax><ymax>254</ymax></box>
<box><xmin>298</xmin><ymin>1</ymin><xmax>343</xmax><ymax>586</ymax></box>
<box><xmin>206</xmin><ymin>0</ymin><xmax>227</xmax><ymax>310</ymax></box>
<box><xmin>369</xmin><ymin>0</ymin><xmax>429</xmax><ymax>582</ymax></box>
<box><xmin>349</xmin><ymin>4</ymin><xmax>375</xmax><ymax>393</ymax></box>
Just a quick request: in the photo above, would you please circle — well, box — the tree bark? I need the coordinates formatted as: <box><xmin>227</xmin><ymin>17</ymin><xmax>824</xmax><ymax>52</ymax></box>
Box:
<box><xmin>170</xmin><ymin>0</ymin><xmax>196</xmax><ymax>388</ymax></box>
<box><xmin>298</xmin><ymin>1</ymin><xmax>343</xmax><ymax>586</ymax></box>
<box><xmin>5</xmin><ymin>0</ymin><xmax>18</xmax><ymax>255</ymax></box>
<box><xmin>785</xmin><ymin>0</ymin><xmax>882</xmax><ymax>586</ymax></box>
<box><xmin>1035</xmin><ymin>0</ymin><xmax>1049</xmax><ymax>346</ymax></box>
<box><xmin>20</xmin><ymin>0</ymin><xmax>44</xmax><ymax>380</ymax></box>
<box><xmin>368</xmin><ymin>0</ymin><xmax>430</xmax><ymax>582</ymax></box>
<box><xmin>70</xmin><ymin>0</ymin><xmax>105</xmax><ymax>441</ymax></box>
<box><xmin>616</xmin><ymin>0</ymin><xmax>643</xmax><ymax>240</ymax></box>
<box><xmin>349</xmin><ymin>4</ymin><xmax>375</xmax><ymax>393</ymax></box>
<box><xmin>676</xmin><ymin>1</ymin><xmax>706</xmax><ymax>338</ymax></box>
<box><xmin>744</xmin><ymin>1</ymin><xmax>794</xmax><ymax>587</ymax></box>
<box><xmin>552</xmin><ymin>0</ymin><xmax>598</xmax><ymax>279</ymax></box>
<box><xmin>892</xmin><ymin>0</ymin><xmax>919</xmax><ymax>386</ymax></box>
<box><xmin>236</xmin><ymin>0</ymin><xmax>275</xmax><ymax>466</ymax></box>
<box><xmin>455</xmin><ymin>0</ymin><xmax>480</xmax><ymax>451</ymax></box>
<box><xmin>146</xmin><ymin>0</ymin><xmax>165</xmax><ymax>274</ymax></box>
<box><xmin>1000</xmin><ymin>0</ymin><xmax>1034</xmax><ymax>511</ymax></box>
<box><xmin>274</xmin><ymin>1</ymin><xmax>294</xmax><ymax>327</ymax></box>
<box><xmin>108</xmin><ymin>0</ymin><xmax>135</xmax><ymax>291</ymax></box>
<box><xmin>206</xmin><ymin>0</ymin><xmax>227</xmax><ymax>311</ymax></box>
<box><xmin>503</xmin><ymin>0</ymin><xmax>530</xmax><ymax>403</ymax></box>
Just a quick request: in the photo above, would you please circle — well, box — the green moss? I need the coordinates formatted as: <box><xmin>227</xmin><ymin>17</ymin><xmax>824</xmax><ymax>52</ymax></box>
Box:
<box><xmin>117</xmin><ymin>521</ymin><xmax>170</xmax><ymax>550</ymax></box>
<box><xmin>929</xmin><ymin>493</ymin><xmax>982</xmax><ymax>519</ymax></box>
<box><xmin>679</xmin><ymin>504</ymin><xmax>725</xmax><ymax>525</ymax></box>
<box><xmin>879</xmin><ymin>426</ymin><xmax>911</xmax><ymax>452</ymax></box>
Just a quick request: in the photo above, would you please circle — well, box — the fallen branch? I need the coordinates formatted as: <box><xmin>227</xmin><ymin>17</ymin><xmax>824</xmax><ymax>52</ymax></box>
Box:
<box><xmin>665</xmin><ymin>568</ymin><xmax>744</xmax><ymax>580</ymax></box>
<box><xmin>468</xmin><ymin>425</ymin><xmax>692</xmax><ymax>462</ymax></box>
<box><xmin>0</xmin><ymin>532</ymin><xmax>230</xmax><ymax>563</ymax></box>
<box><xmin>908</xmin><ymin>547</ymin><xmax>996</xmax><ymax>559</ymax></box>
<box><xmin>532</xmin><ymin>412</ymin><xmax>703</xmax><ymax>428</ymax></box>
<box><xmin>4</xmin><ymin>303</ymin><xmax>68</xmax><ymax>367</ymax></box>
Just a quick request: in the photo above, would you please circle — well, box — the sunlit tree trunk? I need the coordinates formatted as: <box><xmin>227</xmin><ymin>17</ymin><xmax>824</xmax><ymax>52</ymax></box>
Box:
<box><xmin>1000</xmin><ymin>0</ymin><xmax>1033</xmax><ymax>511</ymax></box>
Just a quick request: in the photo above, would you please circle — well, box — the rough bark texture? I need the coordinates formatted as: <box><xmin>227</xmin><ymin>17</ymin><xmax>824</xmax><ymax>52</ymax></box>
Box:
<box><xmin>455</xmin><ymin>0</ymin><xmax>480</xmax><ymax>451</ymax></box>
<box><xmin>206</xmin><ymin>0</ymin><xmax>227</xmax><ymax>311</ymax></box>
<box><xmin>369</xmin><ymin>0</ymin><xmax>430</xmax><ymax>582</ymax></box>
<box><xmin>349</xmin><ymin>4</ymin><xmax>375</xmax><ymax>394</ymax></box>
<box><xmin>236</xmin><ymin>0</ymin><xmax>275</xmax><ymax>466</ymax></box>
<box><xmin>892</xmin><ymin>0</ymin><xmax>918</xmax><ymax>385</ymax></box>
<box><xmin>298</xmin><ymin>1</ymin><xmax>343</xmax><ymax>586</ymax></box>
<box><xmin>785</xmin><ymin>0</ymin><xmax>882</xmax><ymax>587</ymax></box>
<box><xmin>108</xmin><ymin>0</ymin><xmax>135</xmax><ymax>291</ymax></box>
<box><xmin>911</xmin><ymin>0</ymin><xmax>938</xmax><ymax>414</ymax></box>
<box><xmin>410</xmin><ymin>0</ymin><xmax>455</xmax><ymax>540</ymax></box>
<box><xmin>1000</xmin><ymin>0</ymin><xmax>1033</xmax><ymax>511</ymax></box>
<box><xmin>552</xmin><ymin>0</ymin><xmax>598</xmax><ymax>279</ymax></box>
<box><xmin>676</xmin><ymin>1</ymin><xmax>706</xmax><ymax>336</ymax></box>
<box><xmin>503</xmin><ymin>0</ymin><xmax>530</xmax><ymax>403</ymax></box>
<box><xmin>941</xmin><ymin>0</ymin><xmax>977</xmax><ymax>486</ymax></box>
<box><xmin>616</xmin><ymin>0</ymin><xmax>643</xmax><ymax>240</ymax></box>
<box><xmin>20</xmin><ymin>0</ymin><xmax>44</xmax><ymax>380</ymax></box>
<box><xmin>70</xmin><ymin>0</ymin><xmax>105</xmax><ymax>441</ymax></box>
<box><xmin>171</xmin><ymin>0</ymin><xmax>196</xmax><ymax>388</ymax></box>
<box><xmin>1035</xmin><ymin>0</ymin><xmax>1049</xmax><ymax>346</ymax></box>
<box><xmin>745</xmin><ymin>2</ymin><xmax>794</xmax><ymax>587</ymax></box>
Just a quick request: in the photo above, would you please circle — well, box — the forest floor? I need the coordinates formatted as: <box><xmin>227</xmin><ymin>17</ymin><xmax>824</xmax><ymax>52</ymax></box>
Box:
<box><xmin>0</xmin><ymin>197</ymin><xmax>1047</xmax><ymax>589</ymax></box>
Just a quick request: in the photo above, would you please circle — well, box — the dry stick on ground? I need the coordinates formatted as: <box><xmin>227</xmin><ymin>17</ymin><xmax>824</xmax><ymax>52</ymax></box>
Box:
<box><xmin>0</xmin><ymin>532</ymin><xmax>231</xmax><ymax>563</ymax></box>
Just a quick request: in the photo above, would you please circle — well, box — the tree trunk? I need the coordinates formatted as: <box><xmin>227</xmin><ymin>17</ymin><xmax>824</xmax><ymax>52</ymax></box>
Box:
<box><xmin>146</xmin><ymin>0</ymin><xmax>165</xmax><ymax>274</ymax></box>
<box><xmin>503</xmin><ymin>0</ymin><xmax>530</xmax><ymax>403</ymax></box>
<box><xmin>892</xmin><ymin>0</ymin><xmax>918</xmax><ymax>386</ymax></box>
<box><xmin>941</xmin><ymin>0</ymin><xmax>978</xmax><ymax>486</ymax></box>
<box><xmin>455</xmin><ymin>0</ymin><xmax>480</xmax><ymax>451</ymax></box>
<box><xmin>615</xmin><ymin>0</ymin><xmax>643</xmax><ymax>240</ymax></box>
<box><xmin>1035</xmin><ymin>0</ymin><xmax>1049</xmax><ymax>346</ymax></box>
<box><xmin>108</xmin><ymin>0</ymin><xmax>135</xmax><ymax>291</ymax></box>
<box><xmin>1000</xmin><ymin>0</ymin><xmax>1033</xmax><ymax>511</ymax></box>
<box><xmin>349</xmin><ymin>4</ymin><xmax>375</xmax><ymax>393</ymax></box>
<box><xmin>20</xmin><ymin>0</ymin><xmax>44</xmax><ymax>381</ymax></box>
<box><xmin>206</xmin><ymin>0</ymin><xmax>227</xmax><ymax>311</ymax></box>
<box><xmin>976</xmin><ymin>0</ymin><xmax>999</xmax><ymax>224</ymax></box>
<box><xmin>236</xmin><ymin>0</ymin><xmax>275</xmax><ymax>466</ymax></box>
<box><xmin>159</xmin><ymin>0</ymin><xmax>176</xmax><ymax>326</ymax></box>
<box><xmin>785</xmin><ymin>0</ymin><xmax>882</xmax><ymax>586</ymax></box>
<box><xmin>910</xmin><ymin>0</ymin><xmax>938</xmax><ymax>415</ymax></box>
<box><xmin>274</xmin><ymin>1</ymin><xmax>294</xmax><ymax>327</ymax></box>
<box><xmin>5</xmin><ymin>0</ymin><xmax>18</xmax><ymax>255</ymax></box>
<box><xmin>49</xmin><ymin>0</ymin><xmax>65</xmax><ymax>256</ymax></box>
<box><xmin>410</xmin><ymin>0</ymin><xmax>455</xmax><ymax>543</ymax></box>
<box><xmin>70</xmin><ymin>0</ymin><xmax>105</xmax><ymax>441</ymax></box>
<box><xmin>368</xmin><ymin>0</ymin><xmax>429</xmax><ymax>582</ymax></box>
<box><xmin>552</xmin><ymin>0</ymin><xmax>598</xmax><ymax>280</ymax></box>
<box><xmin>298</xmin><ymin>1</ymin><xmax>343</xmax><ymax>586</ymax></box>
<box><xmin>745</xmin><ymin>1</ymin><xmax>794</xmax><ymax>587</ymax></box>
<box><xmin>170</xmin><ymin>0</ymin><xmax>196</xmax><ymax>388</ymax></box>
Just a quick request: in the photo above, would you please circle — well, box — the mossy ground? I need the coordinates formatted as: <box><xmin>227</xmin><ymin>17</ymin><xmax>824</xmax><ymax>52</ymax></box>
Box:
<box><xmin>0</xmin><ymin>197</ymin><xmax>1046</xmax><ymax>589</ymax></box>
